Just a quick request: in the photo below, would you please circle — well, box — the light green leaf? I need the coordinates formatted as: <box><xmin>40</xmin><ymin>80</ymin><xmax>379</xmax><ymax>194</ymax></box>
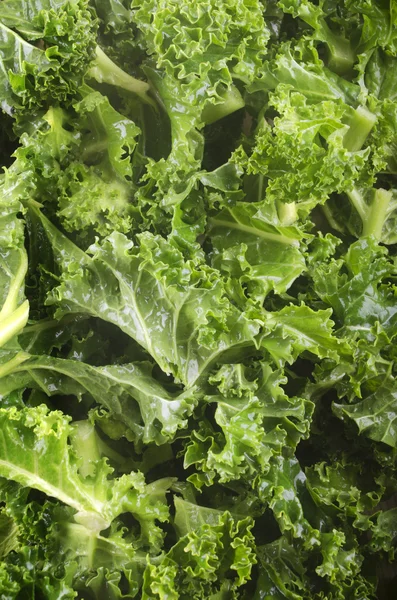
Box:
<box><xmin>0</xmin><ymin>405</ymin><xmax>171</xmax><ymax>537</ymax></box>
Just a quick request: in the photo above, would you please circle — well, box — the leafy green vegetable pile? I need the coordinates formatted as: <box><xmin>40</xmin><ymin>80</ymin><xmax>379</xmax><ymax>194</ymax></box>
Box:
<box><xmin>1</xmin><ymin>0</ymin><xmax>397</xmax><ymax>597</ymax></box>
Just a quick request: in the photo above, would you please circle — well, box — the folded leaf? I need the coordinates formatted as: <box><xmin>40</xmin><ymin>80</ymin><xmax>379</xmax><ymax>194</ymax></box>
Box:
<box><xmin>333</xmin><ymin>373</ymin><xmax>397</xmax><ymax>448</ymax></box>
<box><xmin>0</xmin><ymin>356</ymin><xmax>198</xmax><ymax>445</ymax></box>
<box><xmin>38</xmin><ymin>211</ymin><xmax>261</xmax><ymax>385</ymax></box>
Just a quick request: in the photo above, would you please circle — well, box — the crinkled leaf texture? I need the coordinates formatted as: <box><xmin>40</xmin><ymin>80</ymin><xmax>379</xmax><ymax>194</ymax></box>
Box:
<box><xmin>185</xmin><ymin>362</ymin><xmax>313</xmax><ymax>485</ymax></box>
<box><xmin>0</xmin><ymin>0</ymin><xmax>97</xmax><ymax>115</ymax></box>
<box><xmin>143</xmin><ymin>506</ymin><xmax>257</xmax><ymax>599</ymax></box>
<box><xmin>38</xmin><ymin>210</ymin><xmax>261</xmax><ymax>386</ymax></box>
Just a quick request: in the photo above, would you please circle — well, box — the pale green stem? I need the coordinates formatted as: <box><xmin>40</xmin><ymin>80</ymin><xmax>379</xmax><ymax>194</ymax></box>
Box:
<box><xmin>321</xmin><ymin>202</ymin><xmax>344</xmax><ymax>233</ymax></box>
<box><xmin>362</xmin><ymin>189</ymin><xmax>392</xmax><ymax>240</ymax></box>
<box><xmin>347</xmin><ymin>188</ymin><xmax>367</xmax><ymax>222</ymax></box>
<box><xmin>325</xmin><ymin>30</ymin><xmax>355</xmax><ymax>75</ymax></box>
<box><xmin>89</xmin><ymin>46</ymin><xmax>156</xmax><ymax>108</ymax></box>
<box><xmin>343</xmin><ymin>106</ymin><xmax>377</xmax><ymax>152</ymax></box>
<box><xmin>0</xmin><ymin>301</ymin><xmax>29</xmax><ymax>349</ymax></box>
<box><xmin>0</xmin><ymin>250</ymin><xmax>28</xmax><ymax>321</ymax></box>
<box><xmin>0</xmin><ymin>351</ymin><xmax>31</xmax><ymax>379</ymax></box>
